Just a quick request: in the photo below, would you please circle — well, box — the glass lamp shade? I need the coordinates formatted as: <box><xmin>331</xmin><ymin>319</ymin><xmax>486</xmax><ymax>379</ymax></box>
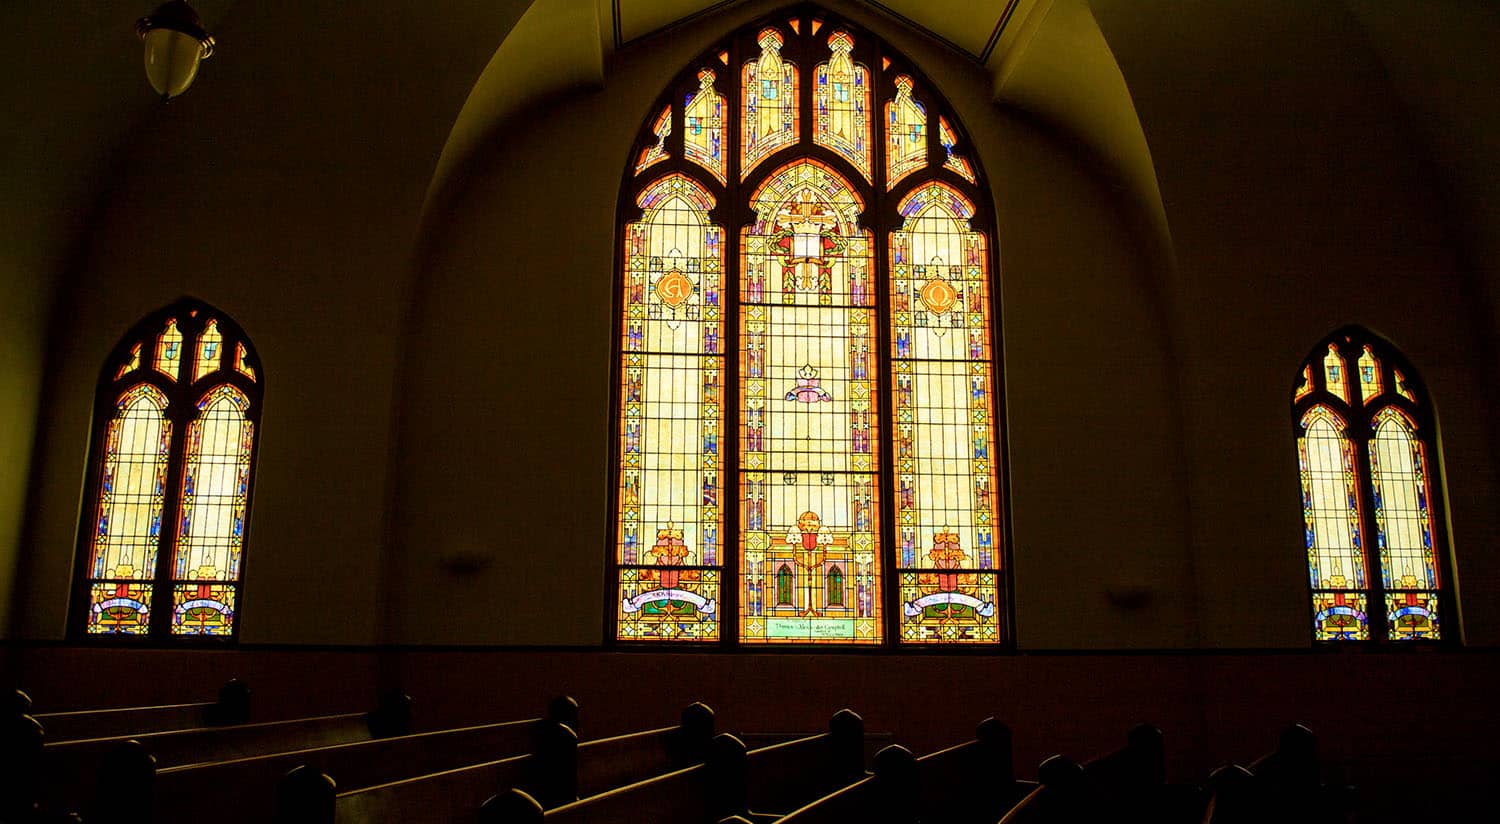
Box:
<box><xmin>142</xmin><ymin>27</ymin><xmax>208</xmax><ymax>100</ymax></box>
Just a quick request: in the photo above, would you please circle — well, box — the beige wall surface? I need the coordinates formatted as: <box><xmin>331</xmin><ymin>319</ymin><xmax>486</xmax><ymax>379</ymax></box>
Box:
<box><xmin>5</xmin><ymin>1</ymin><xmax>1496</xmax><ymax>648</ymax></box>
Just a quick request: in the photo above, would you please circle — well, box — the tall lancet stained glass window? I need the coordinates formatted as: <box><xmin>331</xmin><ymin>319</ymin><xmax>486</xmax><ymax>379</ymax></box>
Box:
<box><xmin>614</xmin><ymin>10</ymin><xmax>1007</xmax><ymax>647</ymax></box>
<box><xmin>1292</xmin><ymin>328</ymin><xmax>1450</xmax><ymax>643</ymax></box>
<box><xmin>740</xmin><ymin>160</ymin><xmax>881</xmax><ymax>644</ymax></box>
<box><xmin>616</xmin><ymin>174</ymin><xmax>725</xmax><ymax>641</ymax></box>
<box><xmin>74</xmin><ymin>300</ymin><xmax>263</xmax><ymax>640</ymax></box>
<box><xmin>890</xmin><ymin>183</ymin><xmax>1001</xmax><ymax>643</ymax></box>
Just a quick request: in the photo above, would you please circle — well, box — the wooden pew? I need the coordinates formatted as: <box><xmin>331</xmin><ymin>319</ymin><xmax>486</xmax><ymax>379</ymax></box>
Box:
<box><xmin>151</xmin><ymin>703</ymin><xmax>575</xmax><ymax>824</ymax></box>
<box><xmin>480</xmin><ymin>732</ymin><xmax>747</xmax><ymax>824</ymax></box>
<box><xmin>479</xmin><ymin>709</ymin><xmax>874</xmax><ymax>824</ymax></box>
<box><xmin>30</xmin><ymin>680</ymin><xmax>252</xmax><ymax>743</ymax></box>
<box><xmin>36</xmin><ymin>694</ymin><xmax>410</xmax><ymax>817</ymax></box>
<box><xmin>326</xmin><ymin>701</ymin><xmax>710</xmax><ymax>824</ymax></box>
<box><xmin>773</xmin><ymin>718</ymin><xmax>1028</xmax><ymax>824</ymax></box>
<box><xmin>740</xmin><ymin>708</ymin><xmax>865</xmax><ymax>817</ymax></box>
<box><xmin>1001</xmin><ymin>725</ymin><xmax>1203</xmax><ymax>824</ymax></box>
<box><xmin>1202</xmin><ymin>724</ymin><xmax>1352</xmax><ymax>824</ymax></box>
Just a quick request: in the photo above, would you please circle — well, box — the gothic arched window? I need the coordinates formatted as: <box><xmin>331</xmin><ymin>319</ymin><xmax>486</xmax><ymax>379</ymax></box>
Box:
<box><xmin>72</xmin><ymin>299</ymin><xmax>263</xmax><ymax>640</ymax></box>
<box><xmin>612</xmin><ymin>9</ymin><xmax>1006</xmax><ymax>646</ymax></box>
<box><xmin>1293</xmin><ymin>327</ymin><xmax>1452</xmax><ymax>643</ymax></box>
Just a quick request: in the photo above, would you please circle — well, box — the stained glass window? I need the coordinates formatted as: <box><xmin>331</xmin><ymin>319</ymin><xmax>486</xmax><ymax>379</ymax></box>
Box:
<box><xmin>1298</xmin><ymin>406</ymin><xmax>1367</xmax><ymax>641</ymax></box>
<box><xmin>74</xmin><ymin>300</ymin><xmax>263</xmax><ymax>640</ymax></box>
<box><xmin>814</xmin><ymin>32</ymin><xmax>871</xmax><ymax>182</ymax></box>
<box><xmin>886</xmin><ymin>76</ymin><xmax>926</xmax><ymax>190</ymax></box>
<box><xmin>615</xmin><ymin>11</ymin><xmax>1005</xmax><ymax>647</ymax></box>
<box><xmin>742</xmin><ymin>27</ymin><xmax>799</xmax><ymax>180</ymax></box>
<box><xmin>684</xmin><ymin>70</ymin><xmax>725</xmax><ymax>185</ymax></box>
<box><xmin>1369</xmin><ymin>408</ymin><xmax>1440</xmax><ymax>640</ymax></box>
<box><xmin>740</xmin><ymin>160</ymin><xmax>881</xmax><ymax>645</ymax></box>
<box><xmin>1292</xmin><ymin>329</ymin><xmax>1451</xmax><ymax>643</ymax></box>
<box><xmin>615</xmin><ymin>174</ymin><xmax>724</xmax><ymax>642</ymax></box>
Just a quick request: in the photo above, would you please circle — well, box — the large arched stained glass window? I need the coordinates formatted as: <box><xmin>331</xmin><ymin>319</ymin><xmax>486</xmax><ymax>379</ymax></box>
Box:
<box><xmin>1292</xmin><ymin>328</ymin><xmax>1451</xmax><ymax>643</ymax></box>
<box><xmin>612</xmin><ymin>8</ymin><xmax>1006</xmax><ymax>647</ymax></box>
<box><xmin>73</xmin><ymin>299</ymin><xmax>264</xmax><ymax>640</ymax></box>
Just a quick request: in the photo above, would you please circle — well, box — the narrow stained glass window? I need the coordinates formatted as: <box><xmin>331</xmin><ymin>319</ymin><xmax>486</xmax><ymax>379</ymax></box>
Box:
<box><xmin>171</xmin><ymin>385</ymin><xmax>253</xmax><ymax>636</ymax></box>
<box><xmin>890</xmin><ymin>183</ymin><xmax>1001</xmax><ymax>644</ymax></box>
<box><xmin>85</xmin><ymin>385</ymin><xmax>172</xmax><ymax>635</ymax></box>
<box><xmin>684</xmin><ymin>69</ymin><xmax>726</xmax><ymax>185</ymax></box>
<box><xmin>1369</xmin><ymin>408</ymin><xmax>1440</xmax><ymax>640</ymax></box>
<box><xmin>740</xmin><ymin>160</ymin><xmax>881</xmax><ymax>644</ymax></box>
<box><xmin>616</xmin><ymin>174</ymin><xmax>724</xmax><ymax>642</ymax></box>
<box><xmin>814</xmin><ymin>31</ymin><xmax>871</xmax><ymax>182</ymax></box>
<box><xmin>1298</xmin><ymin>405</ymin><xmax>1368</xmax><ymax>641</ymax></box>
<box><xmin>1293</xmin><ymin>328</ymin><xmax>1451</xmax><ymax>644</ymax></box>
<box><xmin>939</xmin><ymin>118</ymin><xmax>976</xmax><ymax>184</ymax></box>
<box><xmin>74</xmin><ymin>301</ymin><xmax>264</xmax><ymax>641</ymax></box>
<box><xmin>194</xmin><ymin>319</ymin><xmax>223</xmax><ymax>382</ymax></box>
<box><xmin>636</xmin><ymin>107</ymin><xmax>672</xmax><ymax>175</ymax></box>
<box><xmin>156</xmin><ymin>319</ymin><xmax>183</xmax><ymax>380</ymax></box>
<box><xmin>886</xmin><ymin>75</ymin><xmax>927</xmax><ymax>190</ymax></box>
<box><xmin>742</xmin><ymin>28</ymin><xmax>799</xmax><ymax>180</ymax></box>
<box><xmin>1323</xmin><ymin>344</ymin><xmax>1348</xmax><ymax>403</ymax></box>
<box><xmin>1358</xmin><ymin>345</ymin><xmax>1382</xmax><ymax>405</ymax></box>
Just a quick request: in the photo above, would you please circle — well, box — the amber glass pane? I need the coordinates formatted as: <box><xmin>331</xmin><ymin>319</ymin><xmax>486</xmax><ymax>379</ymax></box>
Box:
<box><xmin>890</xmin><ymin>183</ymin><xmax>1001</xmax><ymax>644</ymax></box>
<box><xmin>617</xmin><ymin>174</ymin><xmax>724</xmax><ymax>642</ymax></box>
<box><xmin>85</xmin><ymin>385</ymin><xmax>172</xmax><ymax>635</ymax></box>
<box><xmin>739</xmin><ymin>160</ymin><xmax>881</xmax><ymax>644</ymax></box>
<box><xmin>1299</xmin><ymin>406</ymin><xmax>1368</xmax><ymax>641</ymax></box>
<box><xmin>939</xmin><ymin>117</ymin><xmax>976</xmax><ymax>183</ymax></box>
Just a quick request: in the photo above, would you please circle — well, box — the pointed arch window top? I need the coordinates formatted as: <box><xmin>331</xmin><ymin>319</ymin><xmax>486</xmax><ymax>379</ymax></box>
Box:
<box><xmin>638</xmin><ymin>172</ymin><xmax>718</xmax><ymax>213</ymax></box>
<box><xmin>814</xmin><ymin>30</ymin><xmax>872</xmax><ymax>181</ymax></box>
<box><xmin>156</xmin><ymin>319</ymin><xmax>183</xmax><ymax>380</ymax></box>
<box><xmin>886</xmin><ymin>75</ymin><xmax>927</xmax><ymax>190</ymax></box>
<box><xmin>684</xmin><ymin>69</ymin><xmax>726</xmax><ymax>184</ymax></box>
<box><xmin>742</xmin><ymin>27</ymin><xmax>800</xmax><ymax>180</ymax></box>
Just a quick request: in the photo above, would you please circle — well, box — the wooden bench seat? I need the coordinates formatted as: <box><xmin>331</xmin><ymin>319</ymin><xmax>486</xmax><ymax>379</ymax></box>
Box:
<box><xmin>28</xmin><ymin>680</ymin><xmax>252</xmax><ymax>742</ymax></box>
<box><xmin>325</xmin><ymin>703</ymin><xmax>713</xmax><ymax>824</ymax></box>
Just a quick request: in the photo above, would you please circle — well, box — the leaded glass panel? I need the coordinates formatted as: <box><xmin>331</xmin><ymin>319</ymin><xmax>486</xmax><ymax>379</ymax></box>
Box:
<box><xmin>684</xmin><ymin>69</ymin><xmax>726</xmax><ymax>184</ymax></box>
<box><xmin>1369</xmin><ymin>408</ymin><xmax>1440</xmax><ymax>640</ymax></box>
<box><xmin>171</xmin><ymin>384</ymin><xmax>253</xmax><ymax>636</ymax></box>
<box><xmin>813</xmin><ymin>31</ymin><xmax>871</xmax><ymax>182</ymax></box>
<box><xmin>886</xmin><ymin>75</ymin><xmax>926</xmax><ymax>190</ymax></box>
<box><xmin>890</xmin><ymin>183</ymin><xmax>1000</xmax><ymax>644</ymax></box>
<box><xmin>742</xmin><ymin>28</ymin><xmax>799</xmax><ymax>180</ymax></box>
<box><xmin>1299</xmin><ymin>406</ymin><xmax>1368</xmax><ymax>641</ymax></box>
<box><xmin>85</xmin><ymin>384</ymin><xmax>172</xmax><ymax>635</ymax></box>
<box><xmin>739</xmin><ymin>160</ymin><xmax>881</xmax><ymax>644</ymax></box>
<box><xmin>616</xmin><ymin>174</ymin><xmax>724</xmax><ymax>642</ymax></box>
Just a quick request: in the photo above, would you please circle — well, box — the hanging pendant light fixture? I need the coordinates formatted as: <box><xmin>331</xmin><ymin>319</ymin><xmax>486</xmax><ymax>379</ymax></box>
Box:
<box><xmin>136</xmin><ymin>1</ymin><xmax>215</xmax><ymax>101</ymax></box>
